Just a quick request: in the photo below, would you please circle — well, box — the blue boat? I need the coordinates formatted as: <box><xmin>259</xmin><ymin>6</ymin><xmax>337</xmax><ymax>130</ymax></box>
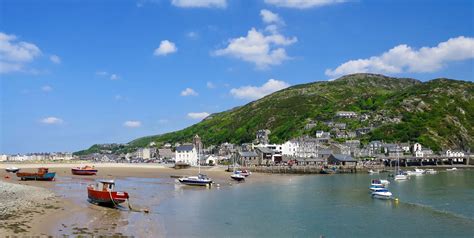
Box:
<box><xmin>178</xmin><ymin>174</ymin><xmax>212</xmax><ymax>186</ymax></box>
<box><xmin>16</xmin><ymin>168</ymin><xmax>56</xmax><ymax>181</ymax></box>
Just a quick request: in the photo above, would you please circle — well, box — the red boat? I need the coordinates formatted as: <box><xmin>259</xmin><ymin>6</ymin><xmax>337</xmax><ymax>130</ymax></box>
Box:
<box><xmin>72</xmin><ymin>165</ymin><xmax>98</xmax><ymax>175</ymax></box>
<box><xmin>87</xmin><ymin>180</ymin><xmax>129</xmax><ymax>207</ymax></box>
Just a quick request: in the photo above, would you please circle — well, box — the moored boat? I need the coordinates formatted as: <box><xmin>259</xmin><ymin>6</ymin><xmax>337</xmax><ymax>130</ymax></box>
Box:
<box><xmin>5</xmin><ymin>167</ymin><xmax>20</xmax><ymax>173</ymax></box>
<box><xmin>16</xmin><ymin>168</ymin><xmax>55</xmax><ymax>181</ymax></box>
<box><xmin>446</xmin><ymin>167</ymin><xmax>458</xmax><ymax>171</ymax></box>
<box><xmin>406</xmin><ymin>168</ymin><xmax>425</xmax><ymax>176</ymax></box>
<box><xmin>369</xmin><ymin>185</ymin><xmax>386</xmax><ymax>192</ymax></box>
<box><xmin>237</xmin><ymin>169</ymin><xmax>251</xmax><ymax>177</ymax></box>
<box><xmin>394</xmin><ymin>174</ymin><xmax>408</xmax><ymax>181</ymax></box>
<box><xmin>371</xmin><ymin>179</ymin><xmax>390</xmax><ymax>187</ymax></box>
<box><xmin>87</xmin><ymin>180</ymin><xmax>129</xmax><ymax>207</ymax></box>
<box><xmin>372</xmin><ymin>189</ymin><xmax>393</xmax><ymax>199</ymax></box>
<box><xmin>231</xmin><ymin>172</ymin><xmax>245</xmax><ymax>181</ymax></box>
<box><xmin>178</xmin><ymin>174</ymin><xmax>213</xmax><ymax>186</ymax></box>
<box><xmin>368</xmin><ymin>169</ymin><xmax>379</xmax><ymax>174</ymax></box>
<box><xmin>425</xmin><ymin>169</ymin><xmax>438</xmax><ymax>174</ymax></box>
<box><xmin>72</xmin><ymin>165</ymin><xmax>98</xmax><ymax>175</ymax></box>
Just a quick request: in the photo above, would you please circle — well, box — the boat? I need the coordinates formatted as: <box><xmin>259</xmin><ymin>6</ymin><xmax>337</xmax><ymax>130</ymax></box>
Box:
<box><xmin>369</xmin><ymin>185</ymin><xmax>386</xmax><ymax>192</ymax></box>
<box><xmin>394</xmin><ymin>173</ymin><xmax>408</xmax><ymax>181</ymax></box>
<box><xmin>371</xmin><ymin>179</ymin><xmax>390</xmax><ymax>187</ymax></box>
<box><xmin>231</xmin><ymin>172</ymin><xmax>245</xmax><ymax>181</ymax></box>
<box><xmin>406</xmin><ymin>168</ymin><xmax>425</xmax><ymax>176</ymax></box>
<box><xmin>178</xmin><ymin>174</ymin><xmax>213</xmax><ymax>186</ymax></box>
<box><xmin>16</xmin><ymin>168</ymin><xmax>56</xmax><ymax>181</ymax></box>
<box><xmin>368</xmin><ymin>169</ymin><xmax>379</xmax><ymax>174</ymax></box>
<box><xmin>425</xmin><ymin>169</ymin><xmax>438</xmax><ymax>174</ymax></box>
<box><xmin>178</xmin><ymin>139</ymin><xmax>213</xmax><ymax>186</ymax></box>
<box><xmin>5</xmin><ymin>167</ymin><xmax>20</xmax><ymax>173</ymax></box>
<box><xmin>394</xmin><ymin>156</ymin><xmax>408</xmax><ymax>181</ymax></box>
<box><xmin>71</xmin><ymin>165</ymin><xmax>98</xmax><ymax>175</ymax></box>
<box><xmin>230</xmin><ymin>154</ymin><xmax>245</xmax><ymax>182</ymax></box>
<box><xmin>446</xmin><ymin>167</ymin><xmax>458</xmax><ymax>171</ymax></box>
<box><xmin>87</xmin><ymin>180</ymin><xmax>129</xmax><ymax>207</ymax></box>
<box><xmin>372</xmin><ymin>189</ymin><xmax>393</xmax><ymax>199</ymax></box>
<box><xmin>237</xmin><ymin>169</ymin><xmax>252</xmax><ymax>177</ymax></box>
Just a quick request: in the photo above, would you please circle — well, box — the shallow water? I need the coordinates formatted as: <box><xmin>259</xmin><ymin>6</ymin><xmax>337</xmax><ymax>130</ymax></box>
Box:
<box><xmin>53</xmin><ymin>170</ymin><xmax>474</xmax><ymax>237</ymax></box>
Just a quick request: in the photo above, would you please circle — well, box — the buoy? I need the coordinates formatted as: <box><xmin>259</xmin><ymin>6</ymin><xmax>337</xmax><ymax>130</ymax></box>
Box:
<box><xmin>4</xmin><ymin>175</ymin><xmax>10</xmax><ymax>179</ymax></box>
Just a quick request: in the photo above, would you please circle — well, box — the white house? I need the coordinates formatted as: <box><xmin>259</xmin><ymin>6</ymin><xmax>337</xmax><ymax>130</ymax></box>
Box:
<box><xmin>446</xmin><ymin>150</ymin><xmax>465</xmax><ymax>158</ymax></box>
<box><xmin>412</xmin><ymin>143</ymin><xmax>422</xmax><ymax>152</ymax></box>
<box><xmin>0</xmin><ymin>154</ymin><xmax>8</xmax><ymax>161</ymax></box>
<box><xmin>336</xmin><ymin>111</ymin><xmax>357</xmax><ymax>118</ymax></box>
<box><xmin>175</xmin><ymin>144</ymin><xmax>198</xmax><ymax>166</ymax></box>
<box><xmin>136</xmin><ymin>148</ymin><xmax>152</xmax><ymax>160</ymax></box>
<box><xmin>281</xmin><ymin>140</ymin><xmax>299</xmax><ymax>156</ymax></box>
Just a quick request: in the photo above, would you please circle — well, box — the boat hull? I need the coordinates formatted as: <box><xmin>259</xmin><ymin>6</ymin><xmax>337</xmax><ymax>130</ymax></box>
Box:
<box><xmin>5</xmin><ymin>168</ymin><xmax>20</xmax><ymax>173</ymax></box>
<box><xmin>178</xmin><ymin>178</ymin><xmax>212</xmax><ymax>186</ymax></box>
<box><xmin>231</xmin><ymin>175</ymin><xmax>245</xmax><ymax>181</ymax></box>
<box><xmin>372</xmin><ymin>193</ymin><xmax>392</xmax><ymax>199</ymax></box>
<box><xmin>87</xmin><ymin>186</ymin><xmax>129</xmax><ymax>206</ymax></box>
<box><xmin>16</xmin><ymin>172</ymin><xmax>56</xmax><ymax>181</ymax></box>
<box><xmin>72</xmin><ymin>168</ymin><xmax>98</xmax><ymax>175</ymax></box>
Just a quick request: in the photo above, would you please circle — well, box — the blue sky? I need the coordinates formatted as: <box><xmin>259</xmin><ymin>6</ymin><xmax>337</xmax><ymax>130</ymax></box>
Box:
<box><xmin>1</xmin><ymin>0</ymin><xmax>473</xmax><ymax>154</ymax></box>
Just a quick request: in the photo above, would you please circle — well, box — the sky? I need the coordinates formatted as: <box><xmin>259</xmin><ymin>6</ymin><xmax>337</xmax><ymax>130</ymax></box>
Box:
<box><xmin>1</xmin><ymin>0</ymin><xmax>473</xmax><ymax>154</ymax></box>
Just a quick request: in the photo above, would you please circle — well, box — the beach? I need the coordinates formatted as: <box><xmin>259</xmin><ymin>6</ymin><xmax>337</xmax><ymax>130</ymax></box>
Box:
<box><xmin>1</xmin><ymin>163</ymin><xmax>473</xmax><ymax>237</ymax></box>
<box><xmin>0</xmin><ymin>163</ymin><xmax>273</xmax><ymax>236</ymax></box>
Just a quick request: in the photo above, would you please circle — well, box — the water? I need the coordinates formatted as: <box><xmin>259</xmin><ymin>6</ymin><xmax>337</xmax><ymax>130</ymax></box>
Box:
<box><xmin>54</xmin><ymin>170</ymin><xmax>474</xmax><ymax>237</ymax></box>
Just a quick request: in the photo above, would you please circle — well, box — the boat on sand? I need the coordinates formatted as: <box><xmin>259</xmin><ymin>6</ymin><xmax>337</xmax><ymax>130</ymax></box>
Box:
<box><xmin>87</xmin><ymin>180</ymin><xmax>129</xmax><ymax>207</ymax></box>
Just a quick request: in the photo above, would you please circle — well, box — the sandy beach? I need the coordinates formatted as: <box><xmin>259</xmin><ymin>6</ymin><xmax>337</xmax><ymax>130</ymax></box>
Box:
<box><xmin>0</xmin><ymin>163</ymin><xmax>276</xmax><ymax>236</ymax></box>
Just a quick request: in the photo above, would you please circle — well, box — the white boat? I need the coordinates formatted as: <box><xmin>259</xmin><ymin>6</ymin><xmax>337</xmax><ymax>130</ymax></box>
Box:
<box><xmin>231</xmin><ymin>172</ymin><xmax>245</xmax><ymax>181</ymax></box>
<box><xmin>178</xmin><ymin>174</ymin><xmax>213</xmax><ymax>186</ymax></box>
<box><xmin>368</xmin><ymin>169</ymin><xmax>379</xmax><ymax>174</ymax></box>
<box><xmin>178</xmin><ymin>136</ymin><xmax>213</xmax><ymax>187</ymax></box>
<box><xmin>369</xmin><ymin>185</ymin><xmax>386</xmax><ymax>192</ymax></box>
<box><xmin>371</xmin><ymin>179</ymin><xmax>389</xmax><ymax>187</ymax></box>
<box><xmin>380</xmin><ymin>179</ymin><xmax>390</xmax><ymax>185</ymax></box>
<box><xmin>372</xmin><ymin>189</ymin><xmax>393</xmax><ymax>199</ymax></box>
<box><xmin>425</xmin><ymin>169</ymin><xmax>437</xmax><ymax>174</ymax></box>
<box><xmin>394</xmin><ymin>174</ymin><xmax>408</xmax><ymax>181</ymax></box>
<box><xmin>5</xmin><ymin>167</ymin><xmax>20</xmax><ymax>173</ymax></box>
<box><xmin>406</xmin><ymin>168</ymin><xmax>425</xmax><ymax>176</ymax></box>
<box><xmin>236</xmin><ymin>170</ymin><xmax>251</xmax><ymax>177</ymax></box>
<box><xmin>394</xmin><ymin>156</ymin><xmax>408</xmax><ymax>181</ymax></box>
<box><xmin>446</xmin><ymin>167</ymin><xmax>458</xmax><ymax>171</ymax></box>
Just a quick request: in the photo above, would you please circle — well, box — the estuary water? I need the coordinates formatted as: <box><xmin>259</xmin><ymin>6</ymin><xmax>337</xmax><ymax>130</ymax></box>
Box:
<box><xmin>54</xmin><ymin>169</ymin><xmax>474</xmax><ymax>237</ymax></box>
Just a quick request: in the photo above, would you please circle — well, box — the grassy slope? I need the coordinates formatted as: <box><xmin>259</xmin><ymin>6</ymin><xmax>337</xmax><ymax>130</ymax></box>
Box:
<box><xmin>74</xmin><ymin>74</ymin><xmax>474</xmax><ymax>155</ymax></box>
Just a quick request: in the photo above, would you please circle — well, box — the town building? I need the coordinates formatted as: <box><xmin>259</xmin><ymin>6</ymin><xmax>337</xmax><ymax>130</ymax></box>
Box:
<box><xmin>256</xmin><ymin>129</ymin><xmax>271</xmax><ymax>145</ymax></box>
<box><xmin>328</xmin><ymin>154</ymin><xmax>357</xmax><ymax>166</ymax></box>
<box><xmin>445</xmin><ymin>150</ymin><xmax>465</xmax><ymax>158</ymax></box>
<box><xmin>335</xmin><ymin>111</ymin><xmax>357</xmax><ymax>118</ymax></box>
<box><xmin>175</xmin><ymin>144</ymin><xmax>198</xmax><ymax>166</ymax></box>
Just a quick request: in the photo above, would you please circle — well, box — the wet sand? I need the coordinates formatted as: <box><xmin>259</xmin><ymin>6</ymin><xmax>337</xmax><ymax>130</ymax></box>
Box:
<box><xmin>0</xmin><ymin>163</ymin><xmax>279</xmax><ymax>236</ymax></box>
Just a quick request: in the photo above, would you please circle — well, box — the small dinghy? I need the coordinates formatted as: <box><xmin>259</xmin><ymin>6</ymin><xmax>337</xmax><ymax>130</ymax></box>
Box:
<box><xmin>87</xmin><ymin>180</ymin><xmax>129</xmax><ymax>207</ymax></box>
<box><xmin>5</xmin><ymin>167</ymin><xmax>20</xmax><ymax>173</ymax></box>
<box><xmin>369</xmin><ymin>185</ymin><xmax>386</xmax><ymax>192</ymax></box>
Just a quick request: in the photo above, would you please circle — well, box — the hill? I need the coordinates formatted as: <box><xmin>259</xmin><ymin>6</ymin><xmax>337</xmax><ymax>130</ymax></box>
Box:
<box><xmin>74</xmin><ymin>73</ymin><xmax>474</xmax><ymax>155</ymax></box>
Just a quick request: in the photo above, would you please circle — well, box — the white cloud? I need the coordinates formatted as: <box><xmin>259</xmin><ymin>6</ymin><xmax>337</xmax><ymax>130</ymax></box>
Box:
<box><xmin>110</xmin><ymin>74</ymin><xmax>119</xmax><ymax>80</ymax></box>
<box><xmin>154</xmin><ymin>40</ymin><xmax>178</xmax><ymax>56</ymax></box>
<box><xmin>230</xmin><ymin>79</ymin><xmax>290</xmax><ymax>100</ymax></box>
<box><xmin>180</xmin><ymin>87</ymin><xmax>198</xmax><ymax>96</ymax></box>
<box><xmin>124</xmin><ymin>120</ymin><xmax>142</xmax><ymax>128</ymax></box>
<box><xmin>40</xmin><ymin>117</ymin><xmax>63</xmax><ymax>125</ymax></box>
<box><xmin>325</xmin><ymin>36</ymin><xmax>474</xmax><ymax>77</ymax></box>
<box><xmin>187</xmin><ymin>112</ymin><xmax>210</xmax><ymax>119</ymax></box>
<box><xmin>49</xmin><ymin>55</ymin><xmax>61</xmax><ymax>64</ymax></box>
<box><xmin>41</xmin><ymin>85</ymin><xmax>53</xmax><ymax>92</ymax></box>
<box><xmin>171</xmin><ymin>0</ymin><xmax>227</xmax><ymax>8</ymax></box>
<box><xmin>0</xmin><ymin>32</ymin><xmax>41</xmax><ymax>74</ymax></box>
<box><xmin>187</xmin><ymin>31</ymin><xmax>199</xmax><ymax>39</ymax></box>
<box><xmin>264</xmin><ymin>0</ymin><xmax>345</xmax><ymax>9</ymax></box>
<box><xmin>206</xmin><ymin>81</ymin><xmax>216</xmax><ymax>89</ymax></box>
<box><xmin>260</xmin><ymin>9</ymin><xmax>284</xmax><ymax>25</ymax></box>
<box><xmin>114</xmin><ymin>94</ymin><xmax>123</xmax><ymax>100</ymax></box>
<box><xmin>214</xmin><ymin>28</ymin><xmax>297</xmax><ymax>69</ymax></box>
<box><xmin>96</xmin><ymin>71</ymin><xmax>108</xmax><ymax>76</ymax></box>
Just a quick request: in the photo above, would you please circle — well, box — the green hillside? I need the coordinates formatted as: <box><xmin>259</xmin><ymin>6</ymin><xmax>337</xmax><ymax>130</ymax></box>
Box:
<box><xmin>75</xmin><ymin>73</ymin><xmax>474</xmax><ymax>155</ymax></box>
